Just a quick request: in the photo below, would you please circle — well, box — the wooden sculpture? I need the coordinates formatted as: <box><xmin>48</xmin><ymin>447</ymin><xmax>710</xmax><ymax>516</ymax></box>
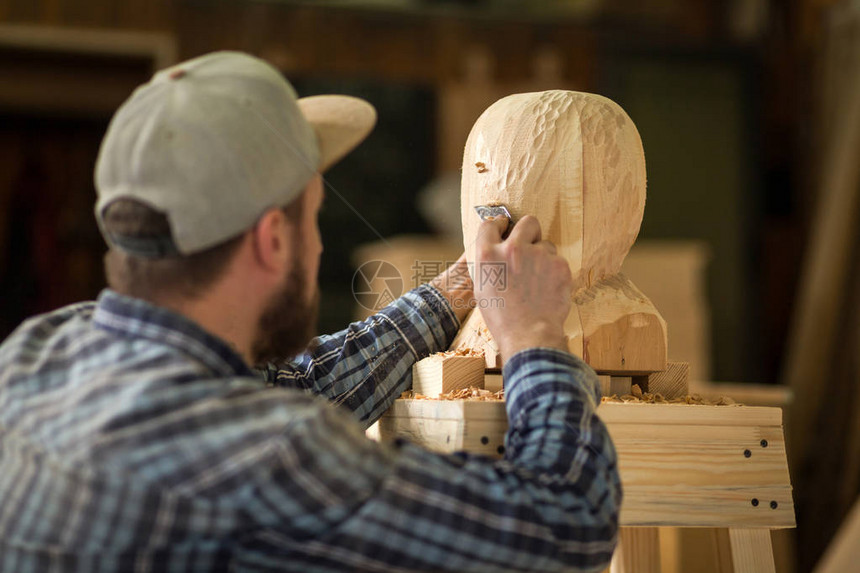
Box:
<box><xmin>450</xmin><ymin>90</ymin><xmax>667</xmax><ymax>374</ymax></box>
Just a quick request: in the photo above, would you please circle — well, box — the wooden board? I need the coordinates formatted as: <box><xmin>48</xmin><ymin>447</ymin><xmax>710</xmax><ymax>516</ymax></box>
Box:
<box><xmin>373</xmin><ymin>400</ymin><xmax>795</xmax><ymax>528</ymax></box>
<box><xmin>484</xmin><ymin>372</ymin><xmax>503</xmax><ymax>392</ymax></box>
<box><xmin>641</xmin><ymin>361</ymin><xmax>689</xmax><ymax>398</ymax></box>
<box><xmin>610</xmin><ymin>527</ymin><xmax>661</xmax><ymax>573</ymax></box>
<box><xmin>411</xmin><ymin>353</ymin><xmax>485</xmax><ymax>398</ymax></box>
<box><xmin>374</xmin><ymin>399</ymin><xmax>509</xmax><ymax>456</ymax></box>
<box><xmin>604</xmin><ymin>376</ymin><xmax>632</xmax><ymax>397</ymax></box>
<box><xmin>727</xmin><ymin>529</ymin><xmax>776</xmax><ymax>573</ymax></box>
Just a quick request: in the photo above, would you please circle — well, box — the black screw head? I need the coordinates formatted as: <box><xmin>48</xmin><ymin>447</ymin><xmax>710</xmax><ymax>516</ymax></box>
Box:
<box><xmin>497</xmin><ymin>445</ymin><xmax>505</xmax><ymax>455</ymax></box>
<box><xmin>761</xmin><ymin>439</ymin><xmax>769</xmax><ymax>448</ymax></box>
<box><xmin>751</xmin><ymin>498</ymin><xmax>760</xmax><ymax>507</ymax></box>
<box><xmin>744</xmin><ymin>449</ymin><xmax>752</xmax><ymax>458</ymax></box>
<box><xmin>480</xmin><ymin>436</ymin><xmax>489</xmax><ymax>445</ymax></box>
<box><xmin>770</xmin><ymin>501</ymin><xmax>778</xmax><ymax>509</ymax></box>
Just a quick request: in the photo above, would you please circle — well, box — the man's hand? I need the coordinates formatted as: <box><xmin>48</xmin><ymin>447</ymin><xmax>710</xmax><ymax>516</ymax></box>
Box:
<box><xmin>428</xmin><ymin>252</ymin><xmax>475</xmax><ymax>324</ymax></box>
<box><xmin>474</xmin><ymin>215</ymin><xmax>572</xmax><ymax>358</ymax></box>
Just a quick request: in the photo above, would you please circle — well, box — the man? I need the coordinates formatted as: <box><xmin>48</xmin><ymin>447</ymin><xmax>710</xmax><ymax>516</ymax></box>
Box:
<box><xmin>0</xmin><ymin>52</ymin><xmax>620</xmax><ymax>572</ymax></box>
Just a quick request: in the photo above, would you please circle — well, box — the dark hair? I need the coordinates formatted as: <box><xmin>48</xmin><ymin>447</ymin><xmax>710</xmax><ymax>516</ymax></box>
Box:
<box><xmin>102</xmin><ymin>194</ymin><xmax>305</xmax><ymax>300</ymax></box>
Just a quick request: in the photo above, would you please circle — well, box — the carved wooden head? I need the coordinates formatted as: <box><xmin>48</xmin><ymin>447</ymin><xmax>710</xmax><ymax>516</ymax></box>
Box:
<box><xmin>461</xmin><ymin>90</ymin><xmax>646</xmax><ymax>289</ymax></box>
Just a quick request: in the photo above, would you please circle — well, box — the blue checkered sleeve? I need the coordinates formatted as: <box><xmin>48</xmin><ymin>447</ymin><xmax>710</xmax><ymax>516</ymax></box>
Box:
<box><xmin>0</xmin><ymin>289</ymin><xmax>619</xmax><ymax>572</ymax></box>
<box><xmin>259</xmin><ymin>284</ymin><xmax>460</xmax><ymax>427</ymax></box>
<box><xmin>242</xmin><ymin>348</ymin><xmax>620</xmax><ymax>572</ymax></box>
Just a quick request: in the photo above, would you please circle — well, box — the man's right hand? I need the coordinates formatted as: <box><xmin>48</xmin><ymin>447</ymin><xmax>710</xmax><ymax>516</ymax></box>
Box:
<box><xmin>473</xmin><ymin>215</ymin><xmax>573</xmax><ymax>359</ymax></box>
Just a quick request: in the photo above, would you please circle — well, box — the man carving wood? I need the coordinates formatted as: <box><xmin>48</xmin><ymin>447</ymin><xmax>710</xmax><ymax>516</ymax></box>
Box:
<box><xmin>0</xmin><ymin>54</ymin><xmax>620</xmax><ymax>572</ymax></box>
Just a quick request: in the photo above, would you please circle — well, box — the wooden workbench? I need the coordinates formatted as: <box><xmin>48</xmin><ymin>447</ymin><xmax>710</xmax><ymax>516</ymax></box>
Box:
<box><xmin>369</xmin><ymin>399</ymin><xmax>794</xmax><ymax>572</ymax></box>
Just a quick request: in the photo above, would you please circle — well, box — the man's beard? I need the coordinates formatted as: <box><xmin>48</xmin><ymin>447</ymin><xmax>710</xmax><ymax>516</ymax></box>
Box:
<box><xmin>251</xmin><ymin>260</ymin><xmax>319</xmax><ymax>367</ymax></box>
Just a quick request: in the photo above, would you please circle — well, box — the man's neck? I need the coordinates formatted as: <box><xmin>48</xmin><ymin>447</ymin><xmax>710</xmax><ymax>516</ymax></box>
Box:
<box><xmin>150</xmin><ymin>288</ymin><xmax>258</xmax><ymax>366</ymax></box>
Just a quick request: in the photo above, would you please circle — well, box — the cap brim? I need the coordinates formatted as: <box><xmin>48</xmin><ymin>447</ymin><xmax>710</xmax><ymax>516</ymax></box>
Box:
<box><xmin>298</xmin><ymin>95</ymin><xmax>377</xmax><ymax>172</ymax></box>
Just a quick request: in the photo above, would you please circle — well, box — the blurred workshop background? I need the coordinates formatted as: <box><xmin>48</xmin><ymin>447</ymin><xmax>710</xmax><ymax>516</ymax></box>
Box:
<box><xmin>1</xmin><ymin>0</ymin><xmax>859</xmax><ymax>571</ymax></box>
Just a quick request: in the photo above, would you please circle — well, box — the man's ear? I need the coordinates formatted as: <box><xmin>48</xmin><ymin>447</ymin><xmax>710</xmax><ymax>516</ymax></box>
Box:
<box><xmin>250</xmin><ymin>208</ymin><xmax>293</xmax><ymax>273</ymax></box>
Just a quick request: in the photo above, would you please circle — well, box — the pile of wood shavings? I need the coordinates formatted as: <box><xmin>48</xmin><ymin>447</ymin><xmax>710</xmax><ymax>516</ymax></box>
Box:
<box><xmin>435</xmin><ymin>347</ymin><xmax>485</xmax><ymax>358</ymax></box>
<box><xmin>401</xmin><ymin>386</ymin><xmax>504</xmax><ymax>401</ymax></box>
<box><xmin>399</xmin><ymin>384</ymin><xmax>739</xmax><ymax>406</ymax></box>
<box><xmin>602</xmin><ymin>384</ymin><xmax>739</xmax><ymax>406</ymax></box>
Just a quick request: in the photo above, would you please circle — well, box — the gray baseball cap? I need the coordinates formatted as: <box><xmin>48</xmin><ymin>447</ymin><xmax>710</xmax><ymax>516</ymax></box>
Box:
<box><xmin>95</xmin><ymin>51</ymin><xmax>376</xmax><ymax>256</ymax></box>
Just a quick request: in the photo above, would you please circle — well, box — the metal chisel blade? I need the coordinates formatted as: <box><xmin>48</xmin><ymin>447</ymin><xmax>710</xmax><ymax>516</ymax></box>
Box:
<box><xmin>474</xmin><ymin>204</ymin><xmax>514</xmax><ymax>237</ymax></box>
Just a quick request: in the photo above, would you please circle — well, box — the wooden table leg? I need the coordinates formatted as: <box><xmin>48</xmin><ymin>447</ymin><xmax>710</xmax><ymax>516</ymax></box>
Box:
<box><xmin>610</xmin><ymin>527</ymin><xmax>661</xmax><ymax>573</ymax></box>
<box><xmin>658</xmin><ymin>527</ymin><xmax>681</xmax><ymax>573</ymax></box>
<box><xmin>727</xmin><ymin>528</ymin><xmax>776</xmax><ymax>573</ymax></box>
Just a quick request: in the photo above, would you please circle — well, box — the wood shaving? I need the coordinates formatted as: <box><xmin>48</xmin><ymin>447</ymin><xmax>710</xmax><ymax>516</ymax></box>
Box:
<box><xmin>435</xmin><ymin>348</ymin><xmax>485</xmax><ymax>358</ymax></box>
<box><xmin>401</xmin><ymin>386</ymin><xmax>504</xmax><ymax>401</ymax></box>
<box><xmin>400</xmin><ymin>381</ymin><xmax>739</xmax><ymax>406</ymax></box>
<box><xmin>601</xmin><ymin>393</ymin><xmax>740</xmax><ymax>406</ymax></box>
<box><xmin>440</xmin><ymin>387</ymin><xmax>504</xmax><ymax>401</ymax></box>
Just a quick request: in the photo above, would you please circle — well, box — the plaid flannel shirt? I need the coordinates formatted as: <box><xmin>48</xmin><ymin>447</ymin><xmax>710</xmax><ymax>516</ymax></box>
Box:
<box><xmin>0</xmin><ymin>284</ymin><xmax>620</xmax><ymax>572</ymax></box>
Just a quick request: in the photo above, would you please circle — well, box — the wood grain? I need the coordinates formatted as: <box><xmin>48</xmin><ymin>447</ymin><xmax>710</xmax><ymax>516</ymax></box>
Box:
<box><xmin>411</xmin><ymin>354</ymin><xmax>485</xmax><ymax>398</ymax></box>
<box><xmin>484</xmin><ymin>372</ymin><xmax>503</xmax><ymax>392</ymax></box>
<box><xmin>608</xmin><ymin>376</ymin><xmax>632</xmax><ymax>397</ymax></box>
<box><xmin>454</xmin><ymin>91</ymin><xmax>667</xmax><ymax>374</ymax></box>
<box><xmin>728</xmin><ymin>529</ymin><xmax>776</xmax><ymax>573</ymax></box>
<box><xmin>374</xmin><ymin>400</ymin><xmax>795</xmax><ymax>528</ymax></box>
<box><xmin>610</xmin><ymin>528</ymin><xmax>661</xmax><ymax>573</ymax></box>
<box><xmin>448</xmin><ymin>309</ymin><xmax>501</xmax><ymax>369</ymax></box>
<box><xmin>644</xmin><ymin>361</ymin><xmax>689</xmax><ymax>399</ymax></box>
<box><xmin>576</xmin><ymin>274</ymin><xmax>667</xmax><ymax>374</ymax></box>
